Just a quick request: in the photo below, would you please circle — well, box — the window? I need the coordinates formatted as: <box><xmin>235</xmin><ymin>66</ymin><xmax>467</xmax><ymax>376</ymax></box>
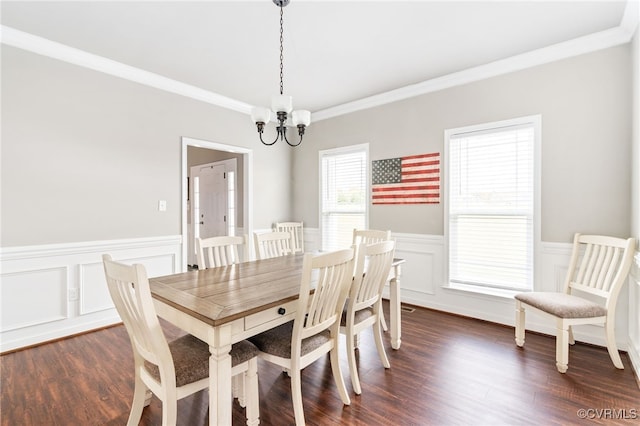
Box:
<box><xmin>446</xmin><ymin>116</ymin><xmax>540</xmax><ymax>292</ymax></box>
<box><xmin>320</xmin><ymin>145</ymin><xmax>368</xmax><ymax>251</ymax></box>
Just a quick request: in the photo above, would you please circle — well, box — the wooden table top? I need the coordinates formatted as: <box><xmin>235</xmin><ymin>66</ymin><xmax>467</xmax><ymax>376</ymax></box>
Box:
<box><xmin>149</xmin><ymin>254</ymin><xmax>305</xmax><ymax>327</ymax></box>
<box><xmin>149</xmin><ymin>254</ymin><xmax>405</xmax><ymax>328</ymax></box>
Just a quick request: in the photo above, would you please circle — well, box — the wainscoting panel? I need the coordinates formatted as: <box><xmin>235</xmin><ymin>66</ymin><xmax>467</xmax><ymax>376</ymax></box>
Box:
<box><xmin>1</xmin><ymin>267</ymin><xmax>68</xmax><ymax>332</ymax></box>
<box><xmin>79</xmin><ymin>262</ymin><xmax>113</xmax><ymax>315</ymax></box>
<box><xmin>391</xmin><ymin>233</ymin><xmax>442</xmax><ymax>296</ymax></box>
<box><xmin>0</xmin><ymin>236</ymin><xmax>182</xmax><ymax>353</ymax></box>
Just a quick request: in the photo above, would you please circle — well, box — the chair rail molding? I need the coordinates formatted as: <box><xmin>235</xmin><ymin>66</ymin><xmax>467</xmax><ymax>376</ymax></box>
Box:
<box><xmin>0</xmin><ymin>235</ymin><xmax>182</xmax><ymax>353</ymax></box>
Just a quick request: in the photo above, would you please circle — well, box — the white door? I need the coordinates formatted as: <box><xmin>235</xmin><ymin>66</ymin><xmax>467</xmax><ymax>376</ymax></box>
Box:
<box><xmin>189</xmin><ymin>158</ymin><xmax>237</xmax><ymax>265</ymax></box>
<box><xmin>198</xmin><ymin>163</ymin><xmax>227</xmax><ymax>239</ymax></box>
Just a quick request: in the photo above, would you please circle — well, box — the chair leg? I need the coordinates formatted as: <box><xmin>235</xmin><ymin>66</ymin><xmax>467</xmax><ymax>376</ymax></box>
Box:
<box><xmin>568</xmin><ymin>325</ymin><xmax>575</xmax><ymax>345</ymax></box>
<box><xmin>329</xmin><ymin>345</ymin><xmax>351</xmax><ymax>406</ymax></box>
<box><xmin>234</xmin><ymin>373</ymin><xmax>246</xmax><ymax>407</ymax></box>
<box><xmin>346</xmin><ymin>330</ymin><xmax>362</xmax><ymax>395</ymax></box>
<box><xmin>604</xmin><ymin>319</ymin><xmax>624</xmax><ymax>369</ymax></box>
<box><xmin>127</xmin><ymin>373</ymin><xmax>147</xmax><ymax>426</ymax></box>
<box><xmin>245</xmin><ymin>358</ymin><xmax>260</xmax><ymax>426</ymax></box>
<box><xmin>161</xmin><ymin>398</ymin><xmax>178</xmax><ymax>426</ymax></box>
<box><xmin>379</xmin><ymin>300</ymin><xmax>389</xmax><ymax>332</ymax></box>
<box><xmin>556</xmin><ymin>319</ymin><xmax>569</xmax><ymax>373</ymax></box>
<box><xmin>373</xmin><ymin>319</ymin><xmax>390</xmax><ymax>369</ymax></box>
<box><xmin>290</xmin><ymin>369</ymin><xmax>306</xmax><ymax>426</ymax></box>
<box><xmin>515</xmin><ymin>301</ymin><xmax>525</xmax><ymax>347</ymax></box>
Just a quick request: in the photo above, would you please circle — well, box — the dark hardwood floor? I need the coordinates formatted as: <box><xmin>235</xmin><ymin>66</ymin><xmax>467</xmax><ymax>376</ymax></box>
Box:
<box><xmin>2</xmin><ymin>303</ymin><xmax>639</xmax><ymax>425</ymax></box>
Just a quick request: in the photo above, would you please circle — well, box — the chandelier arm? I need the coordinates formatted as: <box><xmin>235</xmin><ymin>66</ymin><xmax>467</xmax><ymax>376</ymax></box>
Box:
<box><xmin>283</xmin><ymin>130</ymin><xmax>303</xmax><ymax>147</ymax></box>
<box><xmin>259</xmin><ymin>128</ymin><xmax>281</xmax><ymax>146</ymax></box>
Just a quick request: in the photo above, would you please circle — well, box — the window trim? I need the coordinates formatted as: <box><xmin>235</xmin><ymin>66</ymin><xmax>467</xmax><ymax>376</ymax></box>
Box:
<box><xmin>444</xmin><ymin>115</ymin><xmax>542</xmax><ymax>294</ymax></box>
<box><xmin>318</xmin><ymin>143</ymin><xmax>370</xmax><ymax>251</ymax></box>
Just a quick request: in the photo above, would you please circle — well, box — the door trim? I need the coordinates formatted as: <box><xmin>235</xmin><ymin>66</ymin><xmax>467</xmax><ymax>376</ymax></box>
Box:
<box><xmin>181</xmin><ymin>137</ymin><xmax>253</xmax><ymax>271</ymax></box>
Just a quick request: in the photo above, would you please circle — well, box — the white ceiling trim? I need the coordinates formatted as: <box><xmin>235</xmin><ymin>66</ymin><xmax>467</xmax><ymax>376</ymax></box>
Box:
<box><xmin>313</xmin><ymin>21</ymin><xmax>637</xmax><ymax>122</ymax></box>
<box><xmin>1</xmin><ymin>0</ymin><xmax>637</xmax><ymax>123</ymax></box>
<box><xmin>0</xmin><ymin>25</ymin><xmax>253</xmax><ymax>115</ymax></box>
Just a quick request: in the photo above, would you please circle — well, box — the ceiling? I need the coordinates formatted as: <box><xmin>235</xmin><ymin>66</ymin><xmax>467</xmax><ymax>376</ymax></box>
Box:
<box><xmin>1</xmin><ymin>1</ymin><xmax>636</xmax><ymax>119</ymax></box>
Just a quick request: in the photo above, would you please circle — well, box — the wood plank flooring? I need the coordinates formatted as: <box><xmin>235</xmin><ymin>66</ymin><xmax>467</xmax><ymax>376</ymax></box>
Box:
<box><xmin>2</xmin><ymin>303</ymin><xmax>639</xmax><ymax>425</ymax></box>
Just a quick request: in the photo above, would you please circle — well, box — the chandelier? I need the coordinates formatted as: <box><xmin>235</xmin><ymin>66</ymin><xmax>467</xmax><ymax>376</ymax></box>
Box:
<box><xmin>251</xmin><ymin>0</ymin><xmax>310</xmax><ymax>147</ymax></box>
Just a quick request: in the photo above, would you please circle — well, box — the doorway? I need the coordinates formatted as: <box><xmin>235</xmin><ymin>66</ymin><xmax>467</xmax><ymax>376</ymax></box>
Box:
<box><xmin>189</xmin><ymin>158</ymin><xmax>237</xmax><ymax>266</ymax></box>
<box><xmin>181</xmin><ymin>137</ymin><xmax>253</xmax><ymax>271</ymax></box>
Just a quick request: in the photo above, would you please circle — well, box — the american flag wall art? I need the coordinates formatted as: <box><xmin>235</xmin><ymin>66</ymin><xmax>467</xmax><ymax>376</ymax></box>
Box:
<box><xmin>371</xmin><ymin>153</ymin><xmax>440</xmax><ymax>204</ymax></box>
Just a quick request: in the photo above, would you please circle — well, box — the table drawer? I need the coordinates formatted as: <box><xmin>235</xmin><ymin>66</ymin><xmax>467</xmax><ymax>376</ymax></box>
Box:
<box><xmin>245</xmin><ymin>300</ymin><xmax>297</xmax><ymax>331</ymax></box>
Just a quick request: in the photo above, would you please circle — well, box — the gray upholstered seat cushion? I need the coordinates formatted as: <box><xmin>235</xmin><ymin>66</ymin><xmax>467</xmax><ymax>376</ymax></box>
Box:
<box><xmin>231</xmin><ymin>339</ymin><xmax>261</xmax><ymax>366</ymax></box>
<box><xmin>340</xmin><ymin>306</ymin><xmax>373</xmax><ymax>326</ymax></box>
<box><xmin>144</xmin><ymin>334</ymin><xmax>258</xmax><ymax>387</ymax></box>
<box><xmin>249</xmin><ymin>321</ymin><xmax>331</xmax><ymax>359</ymax></box>
<box><xmin>515</xmin><ymin>292</ymin><xmax>607</xmax><ymax>319</ymax></box>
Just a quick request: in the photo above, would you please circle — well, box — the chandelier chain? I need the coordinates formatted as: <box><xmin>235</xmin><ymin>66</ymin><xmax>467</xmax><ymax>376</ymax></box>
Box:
<box><xmin>279</xmin><ymin>6</ymin><xmax>284</xmax><ymax>95</ymax></box>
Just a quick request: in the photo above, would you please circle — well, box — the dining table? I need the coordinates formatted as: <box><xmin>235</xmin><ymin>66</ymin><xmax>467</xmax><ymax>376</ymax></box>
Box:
<box><xmin>149</xmin><ymin>253</ymin><xmax>405</xmax><ymax>426</ymax></box>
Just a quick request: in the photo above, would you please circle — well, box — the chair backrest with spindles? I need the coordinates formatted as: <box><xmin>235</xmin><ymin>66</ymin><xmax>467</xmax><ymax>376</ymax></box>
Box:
<box><xmin>102</xmin><ymin>254</ymin><xmax>176</xmax><ymax>387</ymax></box>
<box><xmin>352</xmin><ymin>229</ymin><xmax>391</xmax><ymax>245</ymax></box>
<box><xmin>350</xmin><ymin>240</ymin><xmax>396</xmax><ymax>312</ymax></box>
<box><xmin>293</xmin><ymin>248</ymin><xmax>356</xmax><ymax>345</ymax></box>
<box><xmin>196</xmin><ymin>235</ymin><xmax>249</xmax><ymax>268</ymax></box>
<box><xmin>565</xmin><ymin>234</ymin><xmax>635</xmax><ymax>308</ymax></box>
<box><xmin>254</xmin><ymin>231</ymin><xmax>294</xmax><ymax>260</ymax></box>
<box><xmin>275</xmin><ymin>222</ymin><xmax>304</xmax><ymax>253</ymax></box>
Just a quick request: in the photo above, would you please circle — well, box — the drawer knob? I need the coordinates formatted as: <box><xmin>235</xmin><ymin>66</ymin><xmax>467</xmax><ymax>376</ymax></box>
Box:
<box><xmin>277</xmin><ymin>307</ymin><xmax>286</xmax><ymax>315</ymax></box>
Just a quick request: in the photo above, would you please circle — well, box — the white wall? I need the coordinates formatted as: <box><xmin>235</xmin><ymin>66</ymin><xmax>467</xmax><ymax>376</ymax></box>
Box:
<box><xmin>1</xmin><ymin>46</ymin><xmax>292</xmax><ymax>247</ymax></box>
<box><xmin>294</xmin><ymin>46</ymin><xmax>632</xmax><ymax>243</ymax></box>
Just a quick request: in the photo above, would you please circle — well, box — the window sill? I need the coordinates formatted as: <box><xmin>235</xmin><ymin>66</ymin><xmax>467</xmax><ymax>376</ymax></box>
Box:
<box><xmin>442</xmin><ymin>282</ymin><xmax>524</xmax><ymax>300</ymax></box>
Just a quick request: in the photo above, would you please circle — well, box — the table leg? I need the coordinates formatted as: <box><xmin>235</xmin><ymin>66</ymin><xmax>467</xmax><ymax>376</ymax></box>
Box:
<box><xmin>209</xmin><ymin>325</ymin><xmax>233</xmax><ymax>426</ymax></box>
<box><xmin>389</xmin><ymin>271</ymin><xmax>401</xmax><ymax>350</ymax></box>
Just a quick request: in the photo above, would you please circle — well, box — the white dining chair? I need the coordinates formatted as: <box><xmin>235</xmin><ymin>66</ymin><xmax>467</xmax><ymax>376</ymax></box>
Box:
<box><xmin>514</xmin><ymin>234</ymin><xmax>635</xmax><ymax>373</ymax></box>
<box><xmin>275</xmin><ymin>221</ymin><xmax>304</xmax><ymax>253</ymax></box>
<box><xmin>196</xmin><ymin>234</ymin><xmax>249</xmax><ymax>268</ymax></box>
<box><xmin>352</xmin><ymin>229</ymin><xmax>393</xmax><ymax>331</ymax></box>
<box><xmin>249</xmin><ymin>248</ymin><xmax>355</xmax><ymax>426</ymax></box>
<box><xmin>101</xmin><ymin>254</ymin><xmax>260</xmax><ymax>426</ymax></box>
<box><xmin>340</xmin><ymin>240</ymin><xmax>396</xmax><ymax>394</ymax></box>
<box><xmin>253</xmin><ymin>231</ymin><xmax>294</xmax><ymax>260</ymax></box>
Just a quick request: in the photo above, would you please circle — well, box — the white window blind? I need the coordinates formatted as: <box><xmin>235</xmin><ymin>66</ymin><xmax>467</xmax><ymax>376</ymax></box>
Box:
<box><xmin>447</xmin><ymin>120</ymin><xmax>536</xmax><ymax>291</ymax></box>
<box><xmin>320</xmin><ymin>147</ymin><xmax>367</xmax><ymax>251</ymax></box>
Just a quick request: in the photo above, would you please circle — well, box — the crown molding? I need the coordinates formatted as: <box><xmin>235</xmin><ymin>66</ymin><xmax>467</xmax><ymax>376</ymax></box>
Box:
<box><xmin>0</xmin><ymin>25</ymin><xmax>253</xmax><ymax>115</ymax></box>
<box><xmin>621</xmin><ymin>0</ymin><xmax>640</xmax><ymax>38</ymax></box>
<box><xmin>2</xmin><ymin>0</ymin><xmax>638</xmax><ymax>123</ymax></box>
<box><xmin>312</xmin><ymin>15</ymin><xmax>637</xmax><ymax>122</ymax></box>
